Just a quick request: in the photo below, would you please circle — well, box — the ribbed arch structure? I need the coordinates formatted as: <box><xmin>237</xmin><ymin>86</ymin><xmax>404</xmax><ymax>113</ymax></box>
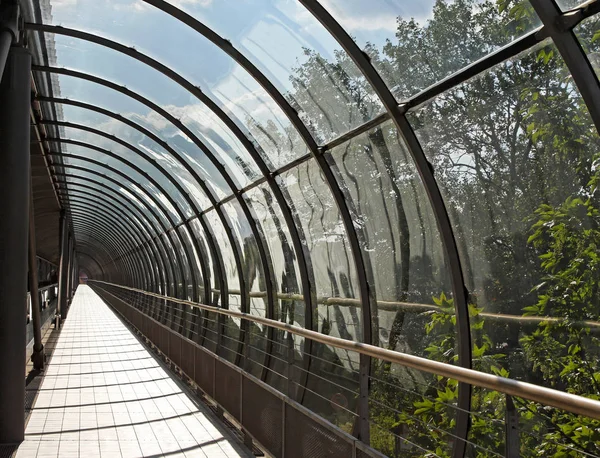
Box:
<box><xmin>24</xmin><ymin>0</ymin><xmax>600</xmax><ymax>455</ymax></box>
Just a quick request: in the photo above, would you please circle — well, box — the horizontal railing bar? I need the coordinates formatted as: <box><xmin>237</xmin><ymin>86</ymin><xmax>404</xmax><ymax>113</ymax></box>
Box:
<box><xmin>90</xmin><ymin>280</ymin><xmax>600</xmax><ymax>419</ymax></box>
<box><xmin>184</xmin><ymin>287</ymin><xmax>600</xmax><ymax>329</ymax></box>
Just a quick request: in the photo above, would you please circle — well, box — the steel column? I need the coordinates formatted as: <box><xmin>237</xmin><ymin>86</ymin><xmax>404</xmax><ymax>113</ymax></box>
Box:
<box><xmin>0</xmin><ymin>45</ymin><xmax>31</xmax><ymax>445</ymax></box>
<box><xmin>57</xmin><ymin>210</ymin><xmax>69</xmax><ymax>326</ymax></box>
<box><xmin>530</xmin><ymin>0</ymin><xmax>600</xmax><ymax>135</ymax></box>
<box><xmin>29</xmin><ymin>176</ymin><xmax>45</xmax><ymax>370</ymax></box>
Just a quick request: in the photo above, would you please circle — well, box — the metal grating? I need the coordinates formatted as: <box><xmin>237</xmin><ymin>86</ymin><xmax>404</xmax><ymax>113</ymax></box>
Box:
<box><xmin>284</xmin><ymin>404</ymin><xmax>354</xmax><ymax>458</ymax></box>
<box><xmin>242</xmin><ymin>377</ymin><xmax>283</xmax><ymax>457</ymax></box>
<box><xmin>215</xmin><ymin>359</ymin><xmax>241</xmax><ymax>421</ymax></box>
<box><xmin>181</xmin><ymin>337</ymin><xmax>195</xmax><ymax>380</ymax></box>
<box><xmin>0</xmin><ymin>445</ymin><xmax>17</xmax><ymax>458</ymax></box>
<box><xmin>169</xmin><ymin>331</ymin><xmax>182</xmax><ymax>367</ymax></box>
<box><xmin>195</xmin><ymin>345</ymin><xmax>215</xmax><ymax>397</ymax></box>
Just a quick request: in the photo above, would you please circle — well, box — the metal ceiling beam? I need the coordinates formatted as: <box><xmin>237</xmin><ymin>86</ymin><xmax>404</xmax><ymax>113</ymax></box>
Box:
<box><xmin>63</xmin><ymin>199</ymin><xmax>157</xmax><ymax>291</ymax></box>
<box><xmin>57</xmin><ymin>185</ymin><xmax>165</xmax><ymax>292</ymax></box>
<box><xmin>48</xmin><ymin>154</ymin><xmax>183</xmax><ymax>298</ymax></box>
<box><xmin>53</xmin><ymin>168</ymin><xmax>175</xmax><ymax>295</ymax></box>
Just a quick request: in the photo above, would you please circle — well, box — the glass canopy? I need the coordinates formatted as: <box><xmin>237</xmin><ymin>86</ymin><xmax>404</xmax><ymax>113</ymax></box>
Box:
<box><xmin>26</xmin><ymin>0</ymin><xmax>600</xmax><ymax>456</ymax></box>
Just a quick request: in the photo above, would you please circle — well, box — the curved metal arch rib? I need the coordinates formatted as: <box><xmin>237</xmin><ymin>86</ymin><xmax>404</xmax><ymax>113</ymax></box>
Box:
<box><xmin>299</xmin><ymin>0</ymin><xmax>472</xmax><ymax>453</ymax></box>
<box><xmin>62</xmin><ymin>197</ymin><xmax>158</xmax><ymax>290</ymax></box>
<box><xmin>54</xmin><ymin>168</ymin><xmax>176</xmax><ymax>297</ymax></box>
<box><xmin>57</xmin><ymin>184</ymin><xmax>166</xmax><ymax>292</ymax></box>
<box><xmin>54</xmin><ymin>174</ymin><xmax>171</xmax><ymax>294</ymax></box>
<box><xmin>39</xmin><ymin>94</ymin><xmax>275</xmax><ymax>368</ymax></box>
<box><xmin>72</xmin><ymin>225</ymin><xmax>134</xmax><ymax>284</ymax></box>
<box><xmin>49</xmin><ymin>134</ymin><xmax>198</xmax><ymax>303</ymax></box>
<box><xmin>43</xmin><ymin>117</ymin><xmax>210</xmax><ymax>301</ymax></box>
<box><xmin>69</xmin><ymin>211</ymin><xmax>144</xmax><ymax>285</ymax></box>
<box><xmin>49</xmin><ymin>153</ymin><xmax>186</xmax><ymax>298</ymax></box>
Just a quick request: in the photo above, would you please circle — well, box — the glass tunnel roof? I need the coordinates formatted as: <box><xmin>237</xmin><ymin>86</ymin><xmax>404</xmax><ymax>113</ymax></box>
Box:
<box><xmin>25</xmin><ymin>0</ymin><xmax>600</xmax><ymax>456</ymax></box>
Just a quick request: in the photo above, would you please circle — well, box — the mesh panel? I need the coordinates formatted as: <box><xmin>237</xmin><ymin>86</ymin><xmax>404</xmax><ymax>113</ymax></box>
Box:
<box><xmin>169</xmin><ymin>332</ymin><xmax>182</xmax><ymax>367</ymax></box>
<box><xmin>181</xmin><ymin>337</ymin><xmax>195</xmax><ymax>379</ymax></box>
<box><xmin>356</xmin><ymin>445</ymin><xmax>387</xmax><ymax>458</ymax></box>
<box><xmin>215</xmin><ymin>359</ymin><xmax>241</xmax><ymax>420</ymax></box>
<box><xmin>160</xmin><ymin>325</ymin><xmax>170</xmax><ymax>357</ymax></box>
<box><xmin>195</xmin><ymin>345</ymin><xmax>215</xmax><ymax>397</ymax></box>
<box><xmin>285</xmin><ymin>404</ymin><xmax>354</xmax><ymax>458</ymax></box>
<box><xmin>242</xmin><ymin>377</ymin><xmax>283</xmax><ymax>457</ymax></box>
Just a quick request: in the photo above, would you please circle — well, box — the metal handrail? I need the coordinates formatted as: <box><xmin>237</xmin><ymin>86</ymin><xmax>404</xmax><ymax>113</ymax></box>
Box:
<box><xmin>195</xmin><ymin>288</ymin><xmax>600</xmax><ymax>329</ymax></box>
<box><xmin>89</xmin><ymin>280</ymin><xmax>600</xmax><ymax>420</ymax></box>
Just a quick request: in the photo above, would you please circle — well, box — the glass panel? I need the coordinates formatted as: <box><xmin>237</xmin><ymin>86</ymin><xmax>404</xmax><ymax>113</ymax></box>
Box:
<box><xmin>244</xmin><ymin>183</ymin><xmax>306</xmax><ymax>390</ymax></box>
<box><xmin>410</xmin><ymin>41</ymin><xmax>600</xmax><ymax>454</ymax></box>
<box><xmin>330</xmin><ymin>118</ymin><xmax>454</xmax><ymax>356</ymax></box>
<box><xmin>180</xmin><ymin>225</ymin><xmax>203</xmax><ymax>301</ymax></box>
<box><xmin>320</xmin><ymin>0</ymin><xmax>541</xmax><ymax>101</ymax></box>
<box><xmin>45</xmin><ymin>0</ymin><xmax>379</xmax><ymax>145</ymax></box>
<box><xmin>38</xmin><ymin>32</ymin><xmax>262</xmax><ymax>189</ymax></box>
<box><xmin>574</xmin><ymin>13</ymin><xmax>600</xmax><ymax>80</ymax></box>
<box><xmin>557</xmin><ymin>0</ymin><xmax>587</xmax><ymax>11</ymax></box>
<box><xmin>59</xmin><ymin>150</ymin><xmax>181</xmax><ymax>225</ymax></box>
<box><xmin>58</xmin><ymin>125</ymin><xmax>196</xmax><ymax>219</ymax></box>
<box><xmin>55</xmin><ymin>102</ymin><xmax>212</xmax><ymax>211</ymax></box>
<box><xmin>189</xmin><ymin>217</ymin><xmax>217</xmax><ymax>305</ymax></box>
<box><xmin>162</xmin><ymin>232</ymin><xmax>181</xmax><ymax>302</ymax></box>
<box><xmin>222</xmin><ymin>200</ymin><xmax>269</xmax><ymax>377</ymax></box>
<box><xmin>204</xmin><ymin>209</ymin><xmax>241</xmax><ymax>361</ymax></box>
<box><xmin>278</xmin><ymin>158</ymin><xmax>360</xmax><ymax>426</ymax></box>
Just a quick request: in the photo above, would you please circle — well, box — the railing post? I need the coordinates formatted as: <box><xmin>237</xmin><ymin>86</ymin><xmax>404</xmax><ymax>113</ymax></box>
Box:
<box><xmin>505</xmin><ymin>396</ymin><xmax>520</xmax><ymax>458</ymax></box>
<box><xmin>57</xmin><ymin>210</ymin><xmax>69</xmax><ymax>326</ymax></box>
<box><xmin>0</xmin><ymin>41</ymin><xmax>31</xmax><ymax>445</ymax></box>
<box><xmin>29</xmin><ymin>176</ymin><xmax>45</xmax><ymax>370</ymax></box>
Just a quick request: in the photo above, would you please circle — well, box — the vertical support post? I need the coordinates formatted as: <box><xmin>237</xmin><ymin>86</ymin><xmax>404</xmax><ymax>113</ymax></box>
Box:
<box><xmin>57</xmin><ymin>210</ymin><xmax>69</xmax><ymax>325</ymax></box>
<box><xmin>0</xmin><ymin>4</ymin><xmax>18</xmax><ymax>81</ymax></box>
<box><xmin>66</xmin><ymin>234</ymin><xmax>73</xmax><ymax>304</ymax></box>
<box><xmin>505</xmin><ymin>396</ymin><xmax>520</xmax><ymax>458</ymax></box>
<box><xmin>0</xmin><ymin>44</ymin><xmax>31</xmax><ymax>445</ymax></box>
<box><xmin>29</xmin><ymin>177</ymin><xmax>45</xmax><ymax>370</ymax></box>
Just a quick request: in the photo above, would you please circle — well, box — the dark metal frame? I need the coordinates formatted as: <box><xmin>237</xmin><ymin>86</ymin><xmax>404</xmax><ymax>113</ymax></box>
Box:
<box><xmin>21</xmin><ymin>0</ymin><xmax>600</xmax><ymax>455</ymax></box>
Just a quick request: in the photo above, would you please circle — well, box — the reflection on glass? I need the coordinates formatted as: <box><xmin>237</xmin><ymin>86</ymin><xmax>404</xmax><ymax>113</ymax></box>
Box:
<box><xmin>574</xmin><ymin>13</ymin><xmax>600</xmax><ymax>81</ymax></box>
<box><xmin>410</xmin><ymin>41</ymin><xmax>600</xmax><ymax>455</ymax></box>
<box><xmin>320</xmin><ymin>0</ymin><xmax>540</xmax><ymax>101</ymax></box>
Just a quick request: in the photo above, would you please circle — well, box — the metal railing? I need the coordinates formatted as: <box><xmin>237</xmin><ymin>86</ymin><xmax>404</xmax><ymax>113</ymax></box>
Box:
<box><xmin>89</xmin><ymin>280</ymin><xmax>600</xmax><ymax>458</ymax></box>
<box><xmin>88</xmin><ymin>280</ymin><xmax>600</xmax><ymax>419</ymax></box>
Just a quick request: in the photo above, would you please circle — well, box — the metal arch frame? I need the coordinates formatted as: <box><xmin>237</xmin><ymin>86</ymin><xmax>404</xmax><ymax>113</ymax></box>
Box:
<box><xmin>47</xmin><ymin>144</ymin><xmax>193</xmax><ymax>301</ymax></box>
<box><xmin>66</xmin><ymin>197</ymin><xmax>155</xmax><ymax>290</ymax></box>
<box><xmin>53</xmin><ymin>137</ymin><xmax>198</xmax><ymax>305</ymax></box>
<box><xmin>530</xmin><ymin>0</ymin><xmax>600</xmax><ymax>135</ymax></box>
<box><xmin>71</xmin><ymin>217</ymin><xmax>142</xmax><ymax>287</ymax></box>
<box><xmin>299</xmin><ymin>0</ymin><xmax>475</xmax><ymax>450</ymax></box>
<box><xmin>42</xmin><ymin>118</ymin><xmax>210</xmax><ymax>303</ymax></box>
<box><xmin>77</xmin><ymin>248</ymin><xmax>107</xmax><ymax>280</ymax></box>
<box><xmin>32</xmin><ymin>66</ymin><xmax>316</xmax><ymax>389</ymax></box>
<box><xmin>71</xmin><ymin>227</ymin><xmax>132</xmax><ymax>283</ymax></box>
<box><xmin>49</xmin><ymin>156</ymin><xmax>184</xmax><ymax>298</ymax></box>
<box><xmin>49</xmin><ymin>133</ymin><xmax>204</xmax><ymax>334</ymax></box>
<box><xmin>56</xmin><ymin>185</ymin><xmax>165</xmax><ymax>293</ymax></box>
<box><xmin>61</xmin><ymin>197</ymin><xmax>158</xmax><ymax>291</ymax></box>
<box><xmin>71</xmin><ymin>217</ymin><xmax>143</xmax><ymax>290</ymax></box>
<box><xmin>25</xmin><ymin>22</ymin><xmax>370</xmax><ymax>408</ymax></box>
<box><xmin>31</xmin><ymin>35</ymin><xmax>317</xmax><ymax>378</ymax></box>
<box><xmin>75</xmin><ymin>235</ymin><xmax>132</xmax><ymax>286</ymax></box>
<box><xmin>37</xmin><ymin>96</ymin><xmax>227</xmax><ymax>317</ymax></box>
<box><xmin>54</xmin><ymin>176</ymin><xmax>170</xmax><ymax>294</ymax></box>
<box><xmin>38</xmin><ymin>96</ymin><xmax>271</xmax><ymax>368</ymax></box>
<box><xmin>53</xmin><ymin>167</ymin><xmax>178</xmax><ymax>297</ymax></box>
<box><xmin>69</xmin><ymin>213</ymin><xmax>142</xmax><ymax>286</ymax></box>
<box><xmin>66</xmin><ymin>202</ymin><xmax>147</xmax><ymax>288</ymax></box>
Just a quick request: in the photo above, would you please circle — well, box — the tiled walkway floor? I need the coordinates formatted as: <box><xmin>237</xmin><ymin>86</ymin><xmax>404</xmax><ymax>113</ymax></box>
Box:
<box><xmin>15</xmin><ymin>285</ymin><xmax>252</xmax><ymax>458</ymax></box>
